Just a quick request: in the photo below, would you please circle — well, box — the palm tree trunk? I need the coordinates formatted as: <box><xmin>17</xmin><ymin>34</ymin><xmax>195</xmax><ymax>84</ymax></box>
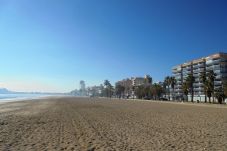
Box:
<box><xmin>109</xmin><ymin>88</ymin><xmax>111</xmax><ymax>98</ymax></box>
<box><xmin>191</xmin><ymin>88</ymin><xmax>194</xmax><ymax>102</ymax></box>
<box><xmin>173</xmin><ymin>88</ymin><xmax>175</xmax><ymax>101</ymax></box>
<box><xmin>212</xmin><ymin>94</ymin><xmax>215</xmax><ymax>103</ymax></box>
<box><xmin>168</xmin><ymin>86</ymin><xmax>170</xmax><ymax>100</ymax></box>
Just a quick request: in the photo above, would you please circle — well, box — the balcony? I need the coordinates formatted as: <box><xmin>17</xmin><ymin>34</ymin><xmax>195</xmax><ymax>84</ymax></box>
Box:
<box><xmin>214</xmin><ymin>81</ymin><xmax>222</xmax><ymax>85</ymax></box>
<box><xmin>194</xmin><ymin>83</ymin><xmax>202</xmax><ymax>86</ymax></box>
<box><xmin>194</xmin><ymin>68</ymin><xmax>205</xmax><ymax>73</ymax></box>
<box><xmin>206</xmin><ymin>66</ymin><xmax>213</xmax><ymax>71</ymax></box>
<box><xmin>176</xmin><ymin>83</ymin><xmax>182</xmax><ymax>86</ymax></box>
<box><xmin>174</xmin><ymin>73</ymin><xmax>182</xmax><ymax>77</ymax></box>
<box><xmin>183</xmin><ymin>70</ymin><xmax>191</xmax><ymax>74</ymax></box>
<box><xmin>194</xmin><ymin>79</ymin><xmax>200</xmax><ymax>82</ymax></box>
<box><xmin>221</xmin><ymin>67</ymin><xmax>227</xmax><ymax>73</ymax></box>
<box><xmin>206</xmin><ymin>59</ymin><xmax>221</xmax><ymax>66</ymax></box>
<box><xmin>193</xmin><ymin>69</ymin><xmax>200</xmax><ymax>73</ymax></box>
<box><xmin>193</xmin><ymin>64</ymin><xmax>205</xmax><ymax>69</ymax></box>
<box><xmin>175</xmin><ymin>78</ymin><xmax>181</xmax><ymax>81</ymax></box>
<box><xmin>206</xmin><ymin>60</ymin><xmax>213</xmax><ymax>65</ymax></box>
<box><xmin>194</xmin><ymin>88</ymin><xmax>202</xmax><ymax>91</ymax></box>
<box><xmin>173</xmin><ymin>70</ymin><xmax>181</xmax><ymax>74</ymax></box>
<box><xmin>206</xmin><ymin>66</ymin><xmax>220</xmax><ymax>72</ymax></box>
<box><xmin>175</xmin><ymin>86</ymin><xmax>182</xmax><ymax>89</ymax></box>
<box><xmin>213</xmin><ymin>59</ymin><xmax>221</xmax><ymax>65</ymax></box>
<box><xmin>176</xmin><ymin>78</ymin><xmax>182</xmax><ymax>82</ymax></box>
<box><xmin>215</xmin><ymin>75</ymin><xmax>221</xmax><ymax>79</ymax></box>
<box><xmin>193</xmin><ymin>65</ymin><xmax>199</xmax><ymax>69</ymax></box>
<box><xmin>214</xmin><ymin>70</ymin><xmax>221</xmax><ymax>74</ymax></box>
<box><xmin>186</xmin><ymin>68</ymin><xmax>192</xmax><ymax>71</ymax></box>
<box><xmin>175</xmin><ymin>73</ymin><xmax>181</xmax><ymax>76</ymax></box>
<box><xmin>211</xmin><ymin>65</ymin><xmax>220</xmax><ymax>71</ymax></box>
<box><xmin>175</xmin><ymin>89</ymin><xmax>182</xmax><ymax>93</ymax></box>
<box><xmin>193</xmin><ymin>73</ymin><xmax>199</xmax><ymax>77</ymax></box>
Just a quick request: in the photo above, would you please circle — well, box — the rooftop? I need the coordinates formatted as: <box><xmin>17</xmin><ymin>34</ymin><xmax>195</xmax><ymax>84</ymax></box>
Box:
<box><xmin>172</xmin><ymin>52</ymin><xmax>227</xmax><ymax>70</ymax></box>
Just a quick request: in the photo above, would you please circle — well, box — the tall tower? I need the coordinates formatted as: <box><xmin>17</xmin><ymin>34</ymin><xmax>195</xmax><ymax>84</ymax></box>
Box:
<box><xmin>80</xmin><ymin>80</ymin><xmax>86</xmax><ymax>96</ymax></box>
<box><xmin>80</xmin><ymin>80</ymin><xmax>85</xmax><ymax>91</ymax></box>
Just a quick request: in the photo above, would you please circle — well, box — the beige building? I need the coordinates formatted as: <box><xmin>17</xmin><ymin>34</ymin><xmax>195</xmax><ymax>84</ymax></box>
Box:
<box><xmin>116</xmin><ymin>75</ymin><xmax>152</xmax><ymax>98</ymax></box>
<box><xmin>131</xmin><ymin>77</ymin><xmax>145</xmax><ymax>87</ymax></box>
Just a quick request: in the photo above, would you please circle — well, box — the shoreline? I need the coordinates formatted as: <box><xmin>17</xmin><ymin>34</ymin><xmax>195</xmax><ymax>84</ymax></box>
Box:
<box><xmin>0</xmin><ymin>95</ymin><xmax>70</xmax><ymax>104</ymax></box>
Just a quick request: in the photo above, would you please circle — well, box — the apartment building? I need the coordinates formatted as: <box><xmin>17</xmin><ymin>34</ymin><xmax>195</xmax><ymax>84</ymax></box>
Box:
<box><xmin>172</xmin><ymin>52</ymin><xmax>227</xmax><ymax>102</ymax></box>
<box><xmin>116</xmin><ymin>78</ymin><xmax>132</xmax><ymax>97</ymax></box>
<box><xmin>131</xmin><ymin>77</ymin><xmax>145</xmax><ymax>87</ymax></box>
<box><xmin>116</xmin><ymin>75</ymin><xmax>152</xmax><ymax>98</ymax></box>
<box><xmin>86</xmin><ymin>85</ymin><xmax>103</xmax><ymax>97</ymax></box>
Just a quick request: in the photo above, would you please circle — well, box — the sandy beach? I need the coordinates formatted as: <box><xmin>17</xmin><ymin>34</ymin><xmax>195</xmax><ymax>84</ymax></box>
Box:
<box><xmin>0</xmin><ymin>97</ymin><xmax>227</xmax><ymax>151</ymax></box>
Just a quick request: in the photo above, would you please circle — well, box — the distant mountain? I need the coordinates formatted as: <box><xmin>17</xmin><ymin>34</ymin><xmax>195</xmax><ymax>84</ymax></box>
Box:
<box><xmin>0</xmin><ymin>88</ymin><xmax>14</xmax><ymax>94</ymax></box>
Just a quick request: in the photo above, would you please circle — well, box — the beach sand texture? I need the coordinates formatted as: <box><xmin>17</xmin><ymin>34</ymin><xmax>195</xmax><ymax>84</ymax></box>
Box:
<box><xmin>0</xmin><ymin>97</ymin><xmax>227</xmax><ymax>151</ymax></box>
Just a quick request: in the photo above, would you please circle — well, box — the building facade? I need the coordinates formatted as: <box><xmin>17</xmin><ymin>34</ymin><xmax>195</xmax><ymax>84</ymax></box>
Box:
<box><xmin>172</xmin><ymin>52</ymin><xmax>227</xmax><ymax>102</ymax></box>
<box><xmin>116</xmin><ymin>78</ymin><xmax>132</xmax><ymax>97</ymax></box>
<box><xmin>116</xmin><ymin>75</ymin><xmax>152</xmax><ymax>98</ymax></box>
<box><xmin>79</xmin><ymin>80</ymin><xmax>86</xmax><ymax>96</ymax></box>
<box><xmin>86</xmin><ymin>85</ymin><xmax>103</xmax><ymax>97</ymax></box>
<box><xmin>131</xmin><ymin>77</ymin><xmax>145</xmax><ymax>87</ymax></box>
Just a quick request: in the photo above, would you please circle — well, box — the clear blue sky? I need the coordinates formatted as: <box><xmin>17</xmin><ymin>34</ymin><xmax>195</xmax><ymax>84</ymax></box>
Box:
<box><xmin>0</xmin><ymin>0</ymin><xmax>226</xmax><ymax>92</ymax></box>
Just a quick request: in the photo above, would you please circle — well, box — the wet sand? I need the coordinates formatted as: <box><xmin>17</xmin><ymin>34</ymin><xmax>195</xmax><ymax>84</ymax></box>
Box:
<box><xmin>0</xmin><ymin>97</ymin><xmax>227</xmax><ymax>151</ymax></box>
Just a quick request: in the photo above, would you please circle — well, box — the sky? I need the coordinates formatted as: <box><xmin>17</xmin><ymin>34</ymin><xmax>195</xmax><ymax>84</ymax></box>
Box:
<box><xmin>0</xmin><ymin>0</ymin><xmax>226</xmax><ymax>93</ymax></box>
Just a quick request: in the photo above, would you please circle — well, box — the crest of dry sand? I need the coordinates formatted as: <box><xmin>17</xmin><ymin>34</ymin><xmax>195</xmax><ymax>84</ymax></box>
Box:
<box><xmin>0</xmin><ymin>97</ymin><xmax>227</xmax><ymax>151</ymax></box>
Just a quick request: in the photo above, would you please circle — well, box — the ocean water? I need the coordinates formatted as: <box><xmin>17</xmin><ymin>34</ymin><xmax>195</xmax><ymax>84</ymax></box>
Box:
<box><xmin>0</xmin><ymin>93</ymin><xmax>52</xmax><ymax>102</ymax></box>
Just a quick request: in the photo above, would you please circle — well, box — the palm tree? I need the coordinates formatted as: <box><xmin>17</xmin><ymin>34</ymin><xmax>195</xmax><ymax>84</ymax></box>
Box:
<box><xmin>115</xmin><ymin>84</ymin><xmax>125</xmax><ymax>99</ymax></box>
<box><xmin>214</xmin><ymin>87</ymin><xmax>224</xmax><ymax>104</ymax></box>
<box><xmin>99</xmin><ymin>84</ymin><xmax>104</xmax><ymax>97</ymax></box>
<box><xmin>144</xmin><ymin>85</ymin><xmax>152</xmax><ymax>99</ymax></box>
<box><xmin>199</xmin><ymin>71</ymin><xmax>207</xmax><ymax>103</ymax></box>
<box><xmin>104</xmin><ymin>80</ymin><xmax>110</xmax><ymax>87</ymax></box>
<box><xmin>207</xmin><ymin>70</ymin><xmax>216</xmax><ymax>103</ymax></box>
<box><xmin>124</xmin><ymin>86</ymin><xmax>131</xmax><ymax>99</ymax></box>
<box><xmin>206</xmin><ymin>80</ymin><xmax>212</xmax><ymax>103</ymax></box>
<box><xmin>170</xmin><ymin>76</ymin><xmax>176</xmax><ymax>101</ymax></box>
<box><xmin>152</xmin><ymin>83</ymin><xmax>163</xmax><ymax>100</ymax></box>
<box><xmin>104</xmin><ymin>80</ymin><xmax>112</xmax><ymax>98</ymax></box>
<box><xmin>223</xmin><ymin>80</ymin><xmax>227</xmax><ymax>100</ymax></box>
<box><xmin>162</xmin><ymin>82</ymin><xmax>167</xmax><ymax>99</ymax></box>
<box><xmin>144</xmin><ymin>75</ymin><xmax>152</xmax><ymax>85</ymax></box>
<box><xmin>182</xmin><ymin>82</ymin><xmax>189</xmax><ymax>101</ymax></box>
<box><xmin>132</xmin><ymin>86</ymin><xmax>136</xmax><ymax>99</ymax></box>
<box><xmin>164</xmin><ymin>76</ymin><xmax>171</xmax><ymax>100</ymax></box>
<box><xmin>134</xmin><ymin>85</ymin><xmax>145</xmax><ymax>99</ymax></box>
<box><xmin>185</xmin><ymin>73</ymin><xmax>195</xmax><ymax>102</ymax></box>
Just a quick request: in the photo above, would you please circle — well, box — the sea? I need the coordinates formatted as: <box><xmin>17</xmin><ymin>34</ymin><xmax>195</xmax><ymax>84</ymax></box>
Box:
<box><xmin>0</xmin><ymin>93</ymin><xmax>56</xmax><ymax>103</ymax></box>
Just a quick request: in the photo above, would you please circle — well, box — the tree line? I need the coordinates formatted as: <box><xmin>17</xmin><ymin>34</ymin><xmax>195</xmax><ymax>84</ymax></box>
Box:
<box><xmin>99</xmin><ymin>69</ymin><xmax>227</xmax><ymax>104</ymax></box>
<box><xmin>180</xmin><ymin>70</ymin><xmax>227</xmax><ymax>104</ymax></box>
<box><xmin>101</xmin><ymin>76</ymin><xmax>167</xmax><ymax>100</ymax></box>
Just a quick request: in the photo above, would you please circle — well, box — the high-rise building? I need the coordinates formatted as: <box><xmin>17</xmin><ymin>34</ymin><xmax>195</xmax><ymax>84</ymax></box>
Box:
<box><xmin>116</xmin><ymin>75</ymin><xmax>152</xmax><ymax>98</ymax></box>
<box><xmin>131</xmin><ymin>77</ymin><xmax>145</xmax><ymax>87</ymax></box>
<box><xmin>172</xmin><ymin>52</ymin><xmax>227</xmax><ymax>102</ymax></box>
<box><xmin>80</xmin><ymin>80</ymin><xmax>85</xmax><ymax>90</ymax></box>
<box><xmin>79</xmin><ymin>80</ymin><xmax>86</xmax><ymax>96</ymax></box>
